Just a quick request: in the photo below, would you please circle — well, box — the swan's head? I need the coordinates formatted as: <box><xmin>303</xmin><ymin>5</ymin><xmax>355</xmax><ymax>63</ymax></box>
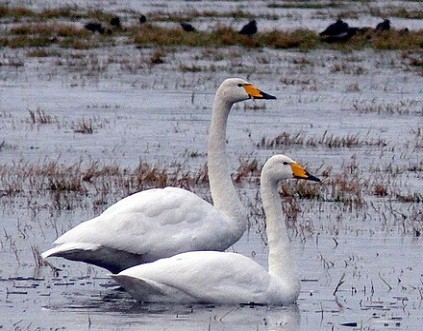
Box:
<box><xmin>262</xmin><ymin>154</ymin><xmax>321</xmax><ymax>183</ymax></box>
<box><xmin>217</xmin><ymin>78</ymin><xmax>276</xmax><ymax>104</ymax></box>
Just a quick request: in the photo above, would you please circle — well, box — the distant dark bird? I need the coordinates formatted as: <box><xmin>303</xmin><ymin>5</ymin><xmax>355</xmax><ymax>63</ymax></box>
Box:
<box><xmin>139</xmin><ymin>14</ymin><xmax>147</xmax><ymax>24</ymax></box>
<box><xmin>110</xmin><ymin>16</ymin><xmax>122</xmax><ymax>29</ymax></box>
<box><xmin>84</xmin><ymin>22</ymin><xmax>105</xmax><ymax>34</ymax></box>
<box><xmin>322</xmin><ymin>27</ymin><xmax>361</xmax><ymax>43</ymax></box>
<box><xmin>239</xmin><ymin>19</ymin><xmax>257</xmax><ymax>37</ymax></box>
<box><xmin>375</xmin><ymin>19</ymin><xmax>390</xmax><ymax>32</ymax></box>
<box><xmin>180</xmin><ymin>22</ymin><xmax>197</xmax><ymax>32</ymax></box>
<box><xmin>319</xmin><ymin>19</ymin><xmax>349</xmax><ymax>37</ymax></box>
<box><xmin>319</xmin><ymin>19</ymin><xmax>363</xmax><ymax>43</ymax></box>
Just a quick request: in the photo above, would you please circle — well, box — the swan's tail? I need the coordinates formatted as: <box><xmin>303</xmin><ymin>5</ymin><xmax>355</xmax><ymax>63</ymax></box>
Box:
<box><xmin>41</xmin><ymin>242</ymin><xmax>101</xmax><ymax>260</ymax></box>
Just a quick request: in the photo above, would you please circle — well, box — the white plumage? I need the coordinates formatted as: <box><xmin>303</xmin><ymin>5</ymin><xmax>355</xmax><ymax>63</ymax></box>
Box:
<box><xmin>111</xmin><ymin>154</ymin><xmax>321</xmax><ymax>305</ymax></box>
<box><xmin>41</xmin><ymin>78</ymin><xmax>276</xmax><ymax>273</ymax></box>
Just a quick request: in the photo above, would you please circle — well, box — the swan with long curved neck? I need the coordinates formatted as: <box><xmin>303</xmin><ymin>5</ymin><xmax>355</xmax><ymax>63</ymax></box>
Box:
<box><xmin>111</xmin><ymin>154</ymin><xmax>321</xmax><ymax>305</ymax></box>
<box><xmin>41</xmin><ymin>78</ymin><xmax>276</xmax><ymax>273</ymax></box>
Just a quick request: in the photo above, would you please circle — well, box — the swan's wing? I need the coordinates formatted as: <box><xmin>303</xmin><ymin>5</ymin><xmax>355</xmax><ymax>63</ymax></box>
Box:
<box><xmin>44</xmin><ymin>188</ymin><xmax>236</xmax><ymax>268</ymax></box>
<box><xmin>109</xmin><ymin>275</ymin><xmax>165</xmax><ymax>300</ymax></box>
<box><xmin>40</xmin><ymin>242</ymin><xmax>143</xmax><ymax>273</ymax></box>
<box><xmin>113</xmin><ymin>251</ymin><xmax>273</xmax><ymax>304</ymax></box>
<box><xmin>110</xmin><ymin>275</ymin><xmax>199</xmax><ymax>303</ymax></box>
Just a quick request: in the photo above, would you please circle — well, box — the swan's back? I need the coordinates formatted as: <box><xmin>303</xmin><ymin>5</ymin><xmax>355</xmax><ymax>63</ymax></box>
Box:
<box><xmin>112</xmin><ymin>251</ymin><xmax>276</xmax><ymax>304</ymax></box>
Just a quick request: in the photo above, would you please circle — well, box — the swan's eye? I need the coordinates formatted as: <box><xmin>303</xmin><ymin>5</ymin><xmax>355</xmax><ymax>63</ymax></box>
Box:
<box><xmin>283</xmin><ymin>162</ymin><xmax>289</xmax><ymax>165</ymax></box>
<box><xmin>237</xmin><ymin>83</ymin><xmax>243</xmax><ymax>87</ymax></box>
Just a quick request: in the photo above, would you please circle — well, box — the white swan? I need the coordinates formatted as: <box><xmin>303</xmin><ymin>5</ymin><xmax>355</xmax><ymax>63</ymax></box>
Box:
<box><xmin>41</xmin><ymin>78</ymin><xmax>276</xmax><ymax>273</ymax></box>
<box><xmin>111</xmin><ymin>154</ymin><xmax>320</xmax><ymax>305</ymax></box>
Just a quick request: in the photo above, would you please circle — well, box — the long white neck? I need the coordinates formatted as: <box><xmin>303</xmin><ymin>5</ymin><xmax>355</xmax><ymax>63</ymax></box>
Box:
<box><xmin>260</xmin><ymin>175</ymin><xmax>300</xmax><ymax>288</ymax></box>
<box><xmin>207</xmin><ymin>93</ymin><xmax>246</xmax><ymax>237</ymax></box>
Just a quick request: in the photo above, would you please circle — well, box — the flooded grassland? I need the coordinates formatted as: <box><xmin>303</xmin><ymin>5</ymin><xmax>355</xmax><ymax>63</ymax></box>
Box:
<box><xmin>0</xmin><ymin>1</ymin><xmax>422</xmax><ymax>330</ymax></box>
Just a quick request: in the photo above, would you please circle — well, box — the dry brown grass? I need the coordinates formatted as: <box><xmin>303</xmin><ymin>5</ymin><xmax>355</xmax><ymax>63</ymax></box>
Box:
<box><xmin>258</xmin><ymin>130</ymin><xmax>387</xmax><ymax>149</ymax></box>
<box><xmin>72</xmin><ymin>119</ymin><xmax>94</xmax><ymax>134</ymax></box>
<box><xmin>145</xmin><ymin>9</ymin><xmax>277</xmax><ymax>22</ymax></box>
<box><xmin>27</xmin><ymin>108</ymin><xmax>56</xmax><ymax>124</ymax></box>
<box><xmin>261</xmin><ymin>29</ymin><xmax>319</xmax><ymax>49</ymax></box>
<box><xmin>1</xmin><ymin>3</ymin><xmax>423</xmax><ymax>51</ymax></box>
<box><xmin>324</xmin><ymin>175</ymin><xmax>365</xmax><ymax>208</ymax></box>
<box><xmin>1</xmin><ymin>21</ymin><xmax>422</xmax><ymax>52</ymax></box>
<box><xmin>0</xmin><ymin>4</ymin><xmax>35</xmax><ymax>18</ymax></box>
<box><xmin>351</xmin><ymin>99</ymin><xmax>420</xmax><ymax>115</ymax></box>
<box><xmin>0</xmin><ymin>158</ymin><xmax>209</xmax><ymax>201</ymax></box>
<box><xmin>11</xmin><ymin>23</ymin><xmax>89</xmax><ymax>38</ymax></box>
<box><xmin>281</xmin><ymin>180</ymin><xmax>323</xmax><ymax>200</ymax></box>
<box><xmin>370</xmin><ymin>29</ymin><xmax>423</xmax><ymax>50</ymax></box>
<box><xmin>0</xmin><ymin>154</ymin><xmax>421</xmax><ymax>241</ymax></box>
<box><xmin>234</xmin><ymin>159</ymin><xmax>259</xmax><ymax>183</ymax></box>
<box><xmin>373</xmin><ymin>183</ymin><xmax>389</xmax><ymax>197</ymax></box>
<box><xmin>3</xmin><ymin>22</ymin><xmax>95</xmax><ymax>48</ymax></box>
<box><xmin>133</xmin><ymin>25</ymin><xmax>318</xmax><ymax>49</ymax></box>
<box><xmin>149</xmin><ymin>49</ymin><xmax>166</xmax><ymax>65</ymax></box>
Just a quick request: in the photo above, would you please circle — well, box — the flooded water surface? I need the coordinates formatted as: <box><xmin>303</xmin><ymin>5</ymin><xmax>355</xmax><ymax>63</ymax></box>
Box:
<box><xmin>1</xmin><ymin>1</ymin><xmax>422</xmax><ymax>330</ymax></box>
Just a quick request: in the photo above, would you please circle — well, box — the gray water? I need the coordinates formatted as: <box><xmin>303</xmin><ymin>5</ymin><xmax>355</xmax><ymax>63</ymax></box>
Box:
<box><xmin>1</xmin><ymin>1</ymin><xmax>422</xmax><ymax>330</ymax></box>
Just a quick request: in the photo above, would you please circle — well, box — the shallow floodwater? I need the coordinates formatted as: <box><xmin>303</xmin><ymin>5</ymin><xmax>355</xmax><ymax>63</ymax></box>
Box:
<box><xmin>1</xmin><ymin>1</ymin><xmax>423</xmax><ymax>330</ymax></box>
